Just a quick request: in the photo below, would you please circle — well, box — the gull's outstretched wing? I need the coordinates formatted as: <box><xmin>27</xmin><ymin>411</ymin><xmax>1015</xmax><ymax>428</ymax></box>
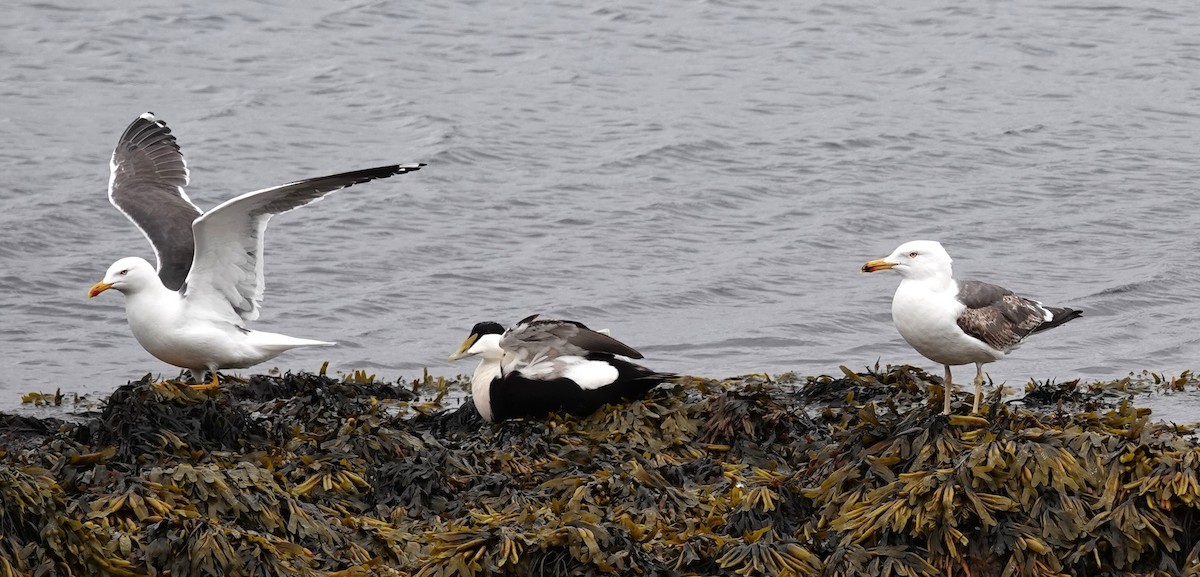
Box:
<box><xmin>183</xmin><ymin>163</ymin><xmax>424</xmax><ymax>321</ymax></box>
<box><xmin>108</xmin><ymin>112</ymin><xmax>200</xmax><ymax>291</ymax></box>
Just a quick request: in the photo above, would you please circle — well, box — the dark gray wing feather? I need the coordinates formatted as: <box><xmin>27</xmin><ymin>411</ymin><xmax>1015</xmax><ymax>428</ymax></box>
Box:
<box><xmin>955</xmin><ymin>280</ymin><xmax>1079</xmax><ymax>351</ymax></box>
<box><xmin>108</xmin><ymin>113</ymin><xmax>201</xmax><ymax>291</ymax></box>
<box><xmin>502</xmin><ymin>315</ymin><xmax>645</xmax><ymax>359</ymax></box>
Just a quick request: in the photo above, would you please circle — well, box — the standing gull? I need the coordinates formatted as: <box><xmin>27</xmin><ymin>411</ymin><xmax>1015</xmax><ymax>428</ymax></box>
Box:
<box><xmin>861</xmin><ymin>240</ymin><xmax>1081</xmax><ymax>414</ymax></box>
<box><xmin>447</xmin><ymin>314</ymin><xmax>675</xmax><ymax>422</ymax></box>
<box><xmin>88</xmin><ymin>112</ymin><xmax>423</xmax><ymax>389</ymax></box>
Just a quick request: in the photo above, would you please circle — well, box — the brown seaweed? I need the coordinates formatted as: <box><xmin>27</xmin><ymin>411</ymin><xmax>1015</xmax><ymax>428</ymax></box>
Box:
<box><xmin>0</xmin><ymin>365</ymin><xmax>1198</xmax><ymax>576</ymax></box>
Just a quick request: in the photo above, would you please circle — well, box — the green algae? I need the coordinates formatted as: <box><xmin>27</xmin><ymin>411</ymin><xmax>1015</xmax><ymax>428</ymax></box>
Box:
<box><xmin>0</xmin><ymin>366</ymin><xmax>1198</xmax><ymax>576</ymax></box>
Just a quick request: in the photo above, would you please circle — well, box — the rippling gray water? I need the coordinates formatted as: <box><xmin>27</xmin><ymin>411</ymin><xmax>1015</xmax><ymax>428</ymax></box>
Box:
<box><xmin>2</xmin><ymin>1</ymin><xmax>1199</xmax><ymax>417</ymax></box>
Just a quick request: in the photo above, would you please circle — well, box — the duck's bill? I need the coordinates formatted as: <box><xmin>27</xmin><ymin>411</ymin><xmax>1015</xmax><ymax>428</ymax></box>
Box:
<box><xmin>447</xmin><ymin>334</ymin><xmax>479</xmax><ymax>362</ymax></box>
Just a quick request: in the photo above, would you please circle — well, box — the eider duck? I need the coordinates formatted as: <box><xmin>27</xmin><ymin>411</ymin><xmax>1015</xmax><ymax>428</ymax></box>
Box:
<box><xmin>447</xmin><ymin>314</ymin><xmax>675</xmax><ymax>422</ymax></box>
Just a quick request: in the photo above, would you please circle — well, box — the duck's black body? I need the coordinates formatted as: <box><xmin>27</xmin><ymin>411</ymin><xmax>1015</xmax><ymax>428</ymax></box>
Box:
<box><xmin>449</xmin><ymin>315</ymin><xmax>675</xmax><ymax>422</ymax></box>
<box><xmin>484</xmin><ymin>352</ymin><xmax>674</xmax><ymax>421</ymax></box>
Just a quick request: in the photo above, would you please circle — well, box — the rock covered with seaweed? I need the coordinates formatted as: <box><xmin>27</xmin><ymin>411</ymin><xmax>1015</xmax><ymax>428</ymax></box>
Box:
<box><xmin>1</xmin><ymin>367</ymin><xmax>1198</xmax><ymax>576</ymax></box>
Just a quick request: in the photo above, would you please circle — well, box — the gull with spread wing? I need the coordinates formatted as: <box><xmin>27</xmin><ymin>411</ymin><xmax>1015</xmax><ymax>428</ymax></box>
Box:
<box><xmin>88</xmin><ymin>113</ymin><xmax>423</xmax><ymax>389</ymax></box>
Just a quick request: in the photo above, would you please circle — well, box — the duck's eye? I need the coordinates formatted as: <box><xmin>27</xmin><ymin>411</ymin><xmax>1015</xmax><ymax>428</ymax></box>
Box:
<box><xmin>907</xmin><ymin>251</ymin><xmax>918</xmax><ymax>258</ymax></box>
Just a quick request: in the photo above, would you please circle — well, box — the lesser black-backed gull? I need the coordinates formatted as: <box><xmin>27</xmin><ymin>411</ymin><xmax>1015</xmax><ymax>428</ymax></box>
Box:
<box><xmin>87</xmin><ymin>112</ymin><xmax>424</xmax><ymax>390</ymax></box>
<box><xmin>861</xmin><ymin>240</ymin><xmax>1081</xmax><ymax>414</ymax></box>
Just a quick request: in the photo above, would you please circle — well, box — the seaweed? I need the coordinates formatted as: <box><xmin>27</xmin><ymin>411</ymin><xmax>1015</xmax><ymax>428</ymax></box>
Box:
<box><xmin>0</xmin><ymin>365</ymin><xmax>1198</xmax><ymax>576</ymax></box>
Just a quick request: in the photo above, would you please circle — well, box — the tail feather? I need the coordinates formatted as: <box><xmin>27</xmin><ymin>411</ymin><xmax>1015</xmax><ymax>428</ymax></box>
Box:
<box><xmin>246</xmin><ymin>330</ymin><xmax>336</xmax><ymax>352</ymax></box>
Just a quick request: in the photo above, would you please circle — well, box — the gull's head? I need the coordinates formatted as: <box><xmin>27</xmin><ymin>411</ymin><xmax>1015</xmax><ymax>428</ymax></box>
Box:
<box><xmin>89</xmin><ymin>257</ymin><xmax>157</xmax><ymax>298</ymax></box>
<box><xmin>447</xmin><ymin>321</ymin><xmax>506</xmax><ymax>362</ymax></box>
<box><xmin>861</xmin><ymin>240</ymin><xmax>953</xmax><ymax>280</ymax></box>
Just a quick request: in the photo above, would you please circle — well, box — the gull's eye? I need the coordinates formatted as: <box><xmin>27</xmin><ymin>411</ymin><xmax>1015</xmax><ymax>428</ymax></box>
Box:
<box><xmin>118</xmin><ymin>269</ymin><xmax>129</xmax><ymax>276</ymax></box>
<box><xmin>907</xmin><ymin>251</ymin><xmax>918</xmax><ymax>258</ymax></box>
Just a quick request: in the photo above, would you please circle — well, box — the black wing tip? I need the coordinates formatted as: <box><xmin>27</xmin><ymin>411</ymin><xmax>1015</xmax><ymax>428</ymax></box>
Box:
<box><xmin>1035</xmin><ymin>306</ymin><xmax>1083</xmax><ymax>334</ymax></box>
<box><xmin>327</xmin><ymin>163</ymin><xmax>424</xmax><ymax>185</ymax></box>
<box><xmin>384</xmin><ymin>162</ymin><xmax>425</xmax><ymax>176</ymax></box>
<box><xmin>118</xmin><ymin>112</ymin><xmax>180</xmax><ymax>152</ymax></box>
<box><xmin>1053</xmin><ymin>307</ymin><xmax>1083</xmax><ymax>323</ymax></box>
<box><xmin>126</xmin><ymin>111</ymin><xmax>171</xmax><ymax>132</ymax></box>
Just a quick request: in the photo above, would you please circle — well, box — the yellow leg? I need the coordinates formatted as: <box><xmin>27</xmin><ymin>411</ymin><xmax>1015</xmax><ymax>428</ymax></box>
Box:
<box><xmin>156</xmin><ymin>370</ymin><xmax>189</xmax><ymax>388</ymax></box>
<box><xmin>942</xmin><ymin>365</ymin><xmax>953</xmax><ymax>415</ymax></box>
<box><xmin>190</xmin><ymin>371</ymin><xmax>220</xmax><ymax>392</ymax></box>
<box><xmin>972</xmin><ymin>364</ymin><xmax>985</xmax><ymax>414</ymax></box>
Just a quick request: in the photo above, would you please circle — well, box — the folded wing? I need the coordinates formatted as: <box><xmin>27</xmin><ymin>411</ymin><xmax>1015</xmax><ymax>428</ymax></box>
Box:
<box><xmin>955</xmin><ymin>280</ymin><xmax>1074</xmax><ymax>352</ymax></box>
<box><xmin>501</xmin><ymin>314</ymin><xmax>644</xmax><ymax>361</ymax></box>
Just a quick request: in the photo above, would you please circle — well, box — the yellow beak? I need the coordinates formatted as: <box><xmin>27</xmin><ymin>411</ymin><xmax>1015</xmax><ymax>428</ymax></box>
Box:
<box><xmin>88</xmin><ymin>281</ymin><xmax>114</xmax><ymax>298</ymax></box>
<box><xmin>447</xmin><ymin>334</ymin><xmax>479</xmax><ymax>362</ymax></box>
<box><xmin>861</xmin><ymin>259</ymin><xmax>896</xmax><ymax>273</ymax></box>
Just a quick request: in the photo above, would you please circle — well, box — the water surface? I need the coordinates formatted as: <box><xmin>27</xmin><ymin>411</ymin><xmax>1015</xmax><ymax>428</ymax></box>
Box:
<box><xmin>2</xmin><ymin>1</ymin><xmax>1198</xmax><ymax>418</ymax></box>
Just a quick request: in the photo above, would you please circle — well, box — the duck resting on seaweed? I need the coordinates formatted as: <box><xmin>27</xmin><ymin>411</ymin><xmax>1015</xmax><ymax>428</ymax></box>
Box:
<box><xmin>862</xmin><ymin>240</ymin><xmax>1082</xmax><ymax>415</ymax></box>
<box><xmin>87</xmin><ymin>112</ymin><xmax>423</xmax><ymax>390</ymax></box>
<box><xmin>448</xmin><ymin>314</ymin><xmax>676</xmax><ymax>422</ymax></box>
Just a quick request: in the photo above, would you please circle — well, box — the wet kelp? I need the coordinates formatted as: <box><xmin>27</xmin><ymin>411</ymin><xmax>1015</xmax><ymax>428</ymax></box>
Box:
<box><xmin>1</xmin><ymin>366</ymin><xmax>1199</xmax><ymax>576</ymax></box>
